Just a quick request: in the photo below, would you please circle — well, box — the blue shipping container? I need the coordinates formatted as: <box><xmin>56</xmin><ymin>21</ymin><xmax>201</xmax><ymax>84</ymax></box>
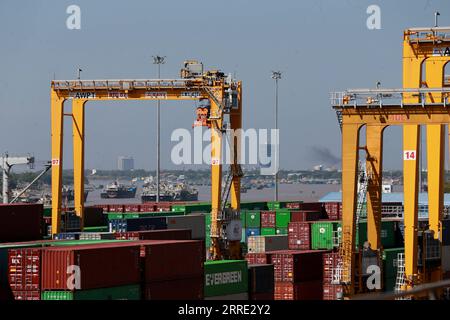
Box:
<box><xmin>109</xmin><ymin>217</ymin><xmax>167</xmax><ymax>233</ymax></box>
<box><xmin>244</xmin><ymin>228</ymin><xmax>260</xmax><ymax>242</ymax></box>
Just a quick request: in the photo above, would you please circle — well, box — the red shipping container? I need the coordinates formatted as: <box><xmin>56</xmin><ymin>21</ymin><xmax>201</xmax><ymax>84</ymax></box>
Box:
<box><xmin>275</xmin><ymin>281</ymin><xmax>323</xmax><ymax>300</ymax></box>
<box><xmin>12</xmin><ymin>291</ymin><xmax>40</xmax><ymax>300</ymax></box>
<box><xmin>323</xmin><ymin>252</ymin><xmax>343</xmax><ymax>284</ymax></box>
<box><xmin>250</xmin><ymin>292</ymin><xmax>274</xmax><ymax>300</ymax></box>
<box><xmin>108</xmin><ymin>204</ymin><xmax>124</xmax><ymax>213</ymax></box>
<box><xmin>144</xmin><ymin>277</ymin><xmax>203</xmax><ymax>300</ymax></box>
<box><xmin>8</xmin><ymin>248</ymin><xmax>41</xmax><ymax>290</ymax></box>
<box><xmin>0</xmin><ymin>286</ymin><xmax>14</xmax><ymax>300</ymax></box>
<box><xmin>290</xmin><ymin>210</ymin><xmax>322</xmax><ymax>222</ymax></box>
<box><xmin>288</xmin><ymin>222</ymin><xmax>311</xmax><ymax>250</ymax></box>
<box><xmin>124</xmin><ymin>204</ymin><xmax>141</xmax><ymax>212</ymax></box>
<box><xmin>324</xmin><ymin>202</ymin><xmax>341</xmax><ymax>220</ymax></box>
<box><xmin>0</xmin><ymin>204</ymin><xmax>43</xmax><ymax>242</ymax></box>
<box><xmin>298</xmin><ymin>202</ymin><xmax>324</xmax><ymax>211</ymax></box>
<box><xmin>270</xmin><ymin>250</ymin><xmax>326</xmax><ymax>282</ymax></box>
<box><xmin>246</xmin><ymin>253</ymin><xmax>270</xmax><ymax>265</ymax></box>
<box><xmin>95</xmin><ymin>204</ymin><xmax>110</xmax><ymax>212</ymax></box>
<box><xmin>286</xmin><ymin>202</ymin><xmax>302</xmax><ymax>209</ymax></box>
<box><xmin>115</xmin><ymin>229</ymin><xmax>192</xmax><ymax>241</ymax></box>
<box><xmin>140</xmin><ymin>203</ymin><xmax>156</xmax><ymax>212</ymax></box>
<box><xmin>323</xmin><ymin>283</ymin><xmax>344</xmax><ymax>300</ymax></box>
<box><xmin>155</xmin><ymin>203</ymin><xmax>172</xmax><ymax>212</ymax></box>
<box><xmin>142</xmin><ymin>240</ymin><xmax>204</xmax><ymax>282</ymax></box>
<box><xmin>41</xmin><ymin>242</ymin><xmax>141</xmax><ymax>290</ymax></box>
<box><xmin>261</xmin><ymin>211</ymin><xmax>276</xmax><ymax>228</ymax></box>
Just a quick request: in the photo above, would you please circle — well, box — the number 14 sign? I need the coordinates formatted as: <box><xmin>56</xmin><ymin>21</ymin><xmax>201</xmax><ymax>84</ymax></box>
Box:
<box><xmin>403</xmin><ymin>150</ymin><xmax>416</xmax><ymax>161</ymax></box>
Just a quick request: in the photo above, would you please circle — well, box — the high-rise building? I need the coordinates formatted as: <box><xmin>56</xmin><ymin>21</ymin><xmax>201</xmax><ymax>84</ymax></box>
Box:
<box><xmin>118</xmin><ymin>156</ymin><xmax>134</xmax><ymax>170</ymax></box>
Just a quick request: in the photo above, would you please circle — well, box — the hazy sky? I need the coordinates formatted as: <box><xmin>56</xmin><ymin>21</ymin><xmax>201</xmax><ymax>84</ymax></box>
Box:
<box><xmin>1</xmin><ymin>0</ymin><xmax>449</xmax><ymax>171</ymax></box>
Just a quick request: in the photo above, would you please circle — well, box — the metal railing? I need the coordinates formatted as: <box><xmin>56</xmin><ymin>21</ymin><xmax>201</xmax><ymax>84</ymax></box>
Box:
<box><xmin>353</xmin><ymin>279</ymin><xmax>450</xmax><ymax>300</ymax></box>
<box><xmin>52</xmin><ymin>79</ymin><xmax>204</xmax><ymax>91</ymax></box>
<box><xmin>330</xmin><ymin>88</ymin><xmax>450</xmax><ymax>108</ymax></box>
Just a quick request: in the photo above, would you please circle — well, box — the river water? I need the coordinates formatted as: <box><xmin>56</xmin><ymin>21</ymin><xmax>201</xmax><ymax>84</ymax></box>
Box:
<box><xmin>85</xmin><ymin>180</ymin><xmax>342</xmax><ymax>205</ymax></box>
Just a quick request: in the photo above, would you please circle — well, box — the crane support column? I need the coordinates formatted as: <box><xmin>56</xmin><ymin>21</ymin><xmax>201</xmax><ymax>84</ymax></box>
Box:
<box><xmin>209</xmin><ymin>89</ymin><xmax>224</xmax><ymax>260</ymax></box>
<box><xmin>73</xmin><ymin>99</ymin><xmax>86</xmax><ymax>228</ymax></box>
<box><xmin>51</xmin><ymin>91</ymin><xmax>65</xmax><ymax>235</ymax></box>
<box><xmin>425</xmin><ymin>58</ymin><xmax>446</xmax><ymax>240</ymax></box>
<box><xmin>366</xmin><ymin>124</ymin><xmax>386</xmax><ymax>250</ymax></box>
<box><xmin>341</xmin><ymin>123</ymin><xmax>361</xmax><ymax>289</ymax></box>
<box><xmin>228</xmin><ymin>82</ymin><xmax>243</xmax><ymax>259</ymax></box>
<box><xmin>403</xmin><ymin>124</ymin><xmax>420</xmax><ymax>287</ymax></box>
<box><xmin>230</xmin><ymin>82</ymin><xmax>242</xmax><ymax>211</ymax></box>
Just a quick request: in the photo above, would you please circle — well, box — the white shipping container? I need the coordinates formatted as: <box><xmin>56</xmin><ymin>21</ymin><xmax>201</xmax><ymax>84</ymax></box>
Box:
<box><xmin>247</xmin><ymin>235</ymin><xmax>288</xmax><ymax>253</ymax></box>
<box><xmin>166</xmin><ymin>214</ymin><xmax>205</xmax><ymax>240</ymax></box>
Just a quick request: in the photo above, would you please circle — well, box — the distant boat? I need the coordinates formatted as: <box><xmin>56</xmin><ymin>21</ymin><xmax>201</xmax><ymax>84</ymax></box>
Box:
<box><xmin>141</xmin><ymin>182</ymin><xmax>198</xmax><ymax>202</ymax></box>
<box><xmin>100</xmin><ymin>181</ymin><xmax>137</xmax><ymax>199</ymax></box>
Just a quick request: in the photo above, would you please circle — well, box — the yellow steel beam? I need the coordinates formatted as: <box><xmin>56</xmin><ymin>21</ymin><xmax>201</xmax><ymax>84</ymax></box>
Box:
<box><xmin>427</xmin><ymin>124</ymin><xmax>444</xmax><ymax>240</ymax></box>
<box><xmin>51</xmin><ymin>88</ymin><xmax>209</xmax><ymax>101</ymax></box>
<box><xmin>72</xmin><ymin>100</ymin><xmax>86</xmax><ymax>227</ymax></box>
<box><xmin>403</xmin><ymin>124</ymin><xmax>420</xmax><ymax>287</ymax></box>
<box><xmin>339</xmin><ymin>109</ymin><xmax>450</xmax><ymax>125</ymax></box>
<box><xmin>341</xmin><ymin>123</ymin><xmax>362</xmax><ymax>291</ymax></box>
<box><xmin>366</xmin><ymin>124</ymin><xmax>387</xmax><ymax>250</ymax></box>
<box><xmin>209</xmin><ymin>88</ymin><xmax>224</xmax><ymax>260</ymax></box>
<box><xmin>228</xmin><ymin>82</ymin><xmax>243</xmax><ymax>260</ymax></box>
<box><xmin>230</xmin><ymin>82</ymin><xmax>242</xmax><ymax>211</ymax></box>
<box><xmin>425</xmin><ymin>58</ymin><xmax>447</xmax><ymax>241</ymax></box>
<box><xmin>51</xmin><ymin>91</ymin><xmax>65</xmax><ymax>236</ymax></box>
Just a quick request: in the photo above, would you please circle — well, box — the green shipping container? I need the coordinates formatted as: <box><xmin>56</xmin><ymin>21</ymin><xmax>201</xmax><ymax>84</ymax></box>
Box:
<box><xmin>205</xmin><ymin>213</ymin><xmax>212</xmax><ymax>248</ymax></box>
<box><xmin>276</xmin><ymin>228</ymin><xmax>288</xmax><ymax>235</ymax></box>
<box><xmin>275</xmin><ymin>210</ymin><xmax>290</xmax><ymax>228</ymax></box>
<box><xmin>382</xmin><ymin>247</ymin><xmax>404</xmax><ymax>291</ymax></box>
<box><xmin>43</xmin><ymin>207</ymin><xmax>52</xmax><ymax>217</ymax></box>
<box><xmin>240</xmin><ymin>202</ymin><xmax>267</xmax><ymax>210</ymax></box>
<box><xmin>240</xmin><ymin>212</ymin><xmax>246</xmax><ymax>228</ymax></box>
<box><xmin>245</xmin><ymin>211</ymin><xmax>261</xmax><ymax>228</ymax></box>
<box><xmin>83</xmin><ymin>226</ymin><xmax>109</xmax><ymax>232</ymax></box>
<box><xmin>261</xmin><ymin>228</ymin><xmax>276</xmax><ymax>236</ymax></box>
<box><xmin>311</xmin><ymin>222</ymin><xmax>341</xmax><ymax>250</ymax></box>
<box><xmin>241</xmin><ymin>228</ymin><xmax>246</xmax><ymax>243</ymax></box>
<box><xmin>204</xmin><ymin>260</ymin><xmax>248</xmax><ymax>297</ymax></box>
<box><xmin>41</xmin><ymin>285</ymin><xmax>141</xmax><ymax>300</ymax></box>
<box><xmin>267</xmin><ymin>201</ymin><xmax>281</xmax><ymax>210</ymax></box>
<box><xmin>172</xmin><ymin>203</ymin><xmax>211</xmax><ymax>213</ymax></box>
<box><xmin>357</xmin><ymin>221</ymin><xmax>396</xmax><ymax>249</ymax></box>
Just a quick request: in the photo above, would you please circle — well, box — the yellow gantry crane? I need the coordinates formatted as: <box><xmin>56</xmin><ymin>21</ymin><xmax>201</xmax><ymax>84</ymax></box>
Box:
<box><xmin>332</xmin><ymin>26</ymin><xmax>450</xmax><ymax>296</ymax></box>
<box><xmin>50</xmin><ymin>60</ymin><xmax>243</xmax><ymax>260</ymax></box>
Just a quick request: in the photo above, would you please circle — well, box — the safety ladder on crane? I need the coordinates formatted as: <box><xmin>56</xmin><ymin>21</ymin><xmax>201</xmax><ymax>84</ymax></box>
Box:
<box><xmin>339</xmin><ymin>161</ymin><xmax>368</xmax><ymax>285</ymax></box>
<box><xmin>394</xmin><ymin>253</ymin><xmax>411</xmax><ymax>300</ymax></box>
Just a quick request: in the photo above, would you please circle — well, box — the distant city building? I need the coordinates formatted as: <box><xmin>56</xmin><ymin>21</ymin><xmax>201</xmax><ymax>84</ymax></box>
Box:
<box><xmin>313</xmin><ymin>164</ymin><xmax>323</xmax><ymax>171</ymax></box>
<box><xmin>117</xmin><ymin>156</ymin><xmax>134</xmax><ymax>170</ymax></box>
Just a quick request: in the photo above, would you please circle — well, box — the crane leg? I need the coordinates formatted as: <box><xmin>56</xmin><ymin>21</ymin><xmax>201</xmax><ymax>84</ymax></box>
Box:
<box><xmin>366</xmin><ymin>125</ymin><xmax>386</xmax><ymax>251</ymax></box>
<box><xmin>426</xmin><ymin>124</ymin><xmax>444</xmax><ymax>241</ymax></box>
<box><xmin>73</xmin><ymin>100</ymin><xmax>86</xmax><ymax>229</ymax></box>
<box><xmin>425</xmin><ymin>58</ymin><xmax>446</xmax><ymax>242</ymax></box>
<box><xmin>209</xmin><ymin>97</ymin><xmax>223</xmax><ymax>260</ymax></box>
<box><xmin>229</xmin><ymin>82</ymin><xmax>242</xmax><ymax>259</ymax></box>
<box><xmin>51</xmin><ymin>92</ymin><xmax>65</xmax><ymax>236</ymax></box>
<box><xmin>341</xmin><ymin>123</ymin><xmax>361</xmax><ymax>294</ymax></box>
<box><xmin>403</xmin><ymin>124</ymin><xmax>420</xmax><ymax>289</ymax></box>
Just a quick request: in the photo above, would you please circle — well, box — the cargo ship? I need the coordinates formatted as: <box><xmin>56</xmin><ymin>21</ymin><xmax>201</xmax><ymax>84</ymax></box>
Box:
<box><xmin>100</xmin><ymin>181</ymin><xmax>137</xmax><ymax>199</ymax></box>
<box><xmin>141</xmin><ymin>182</ymin><xmax>198</xmax><ymax>202</ymax></box>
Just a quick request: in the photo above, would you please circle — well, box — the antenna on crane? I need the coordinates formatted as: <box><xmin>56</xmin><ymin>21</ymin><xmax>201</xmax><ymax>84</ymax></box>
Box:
<box><xmin>77</xmin><ymin>68</ymin><xmax>82</xmax><ymax>80</ymax></box>
<box><xmin>434</xmin><ymin>11</ymin><xmax>440</xmax><ymax>28</ymax></box>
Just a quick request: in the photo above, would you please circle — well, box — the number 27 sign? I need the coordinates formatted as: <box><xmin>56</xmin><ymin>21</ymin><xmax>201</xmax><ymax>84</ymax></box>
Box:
<box><xmin>403</xmin><ymin>150</ymin><xmax>416</xmax><ymax>161</ymax></box>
